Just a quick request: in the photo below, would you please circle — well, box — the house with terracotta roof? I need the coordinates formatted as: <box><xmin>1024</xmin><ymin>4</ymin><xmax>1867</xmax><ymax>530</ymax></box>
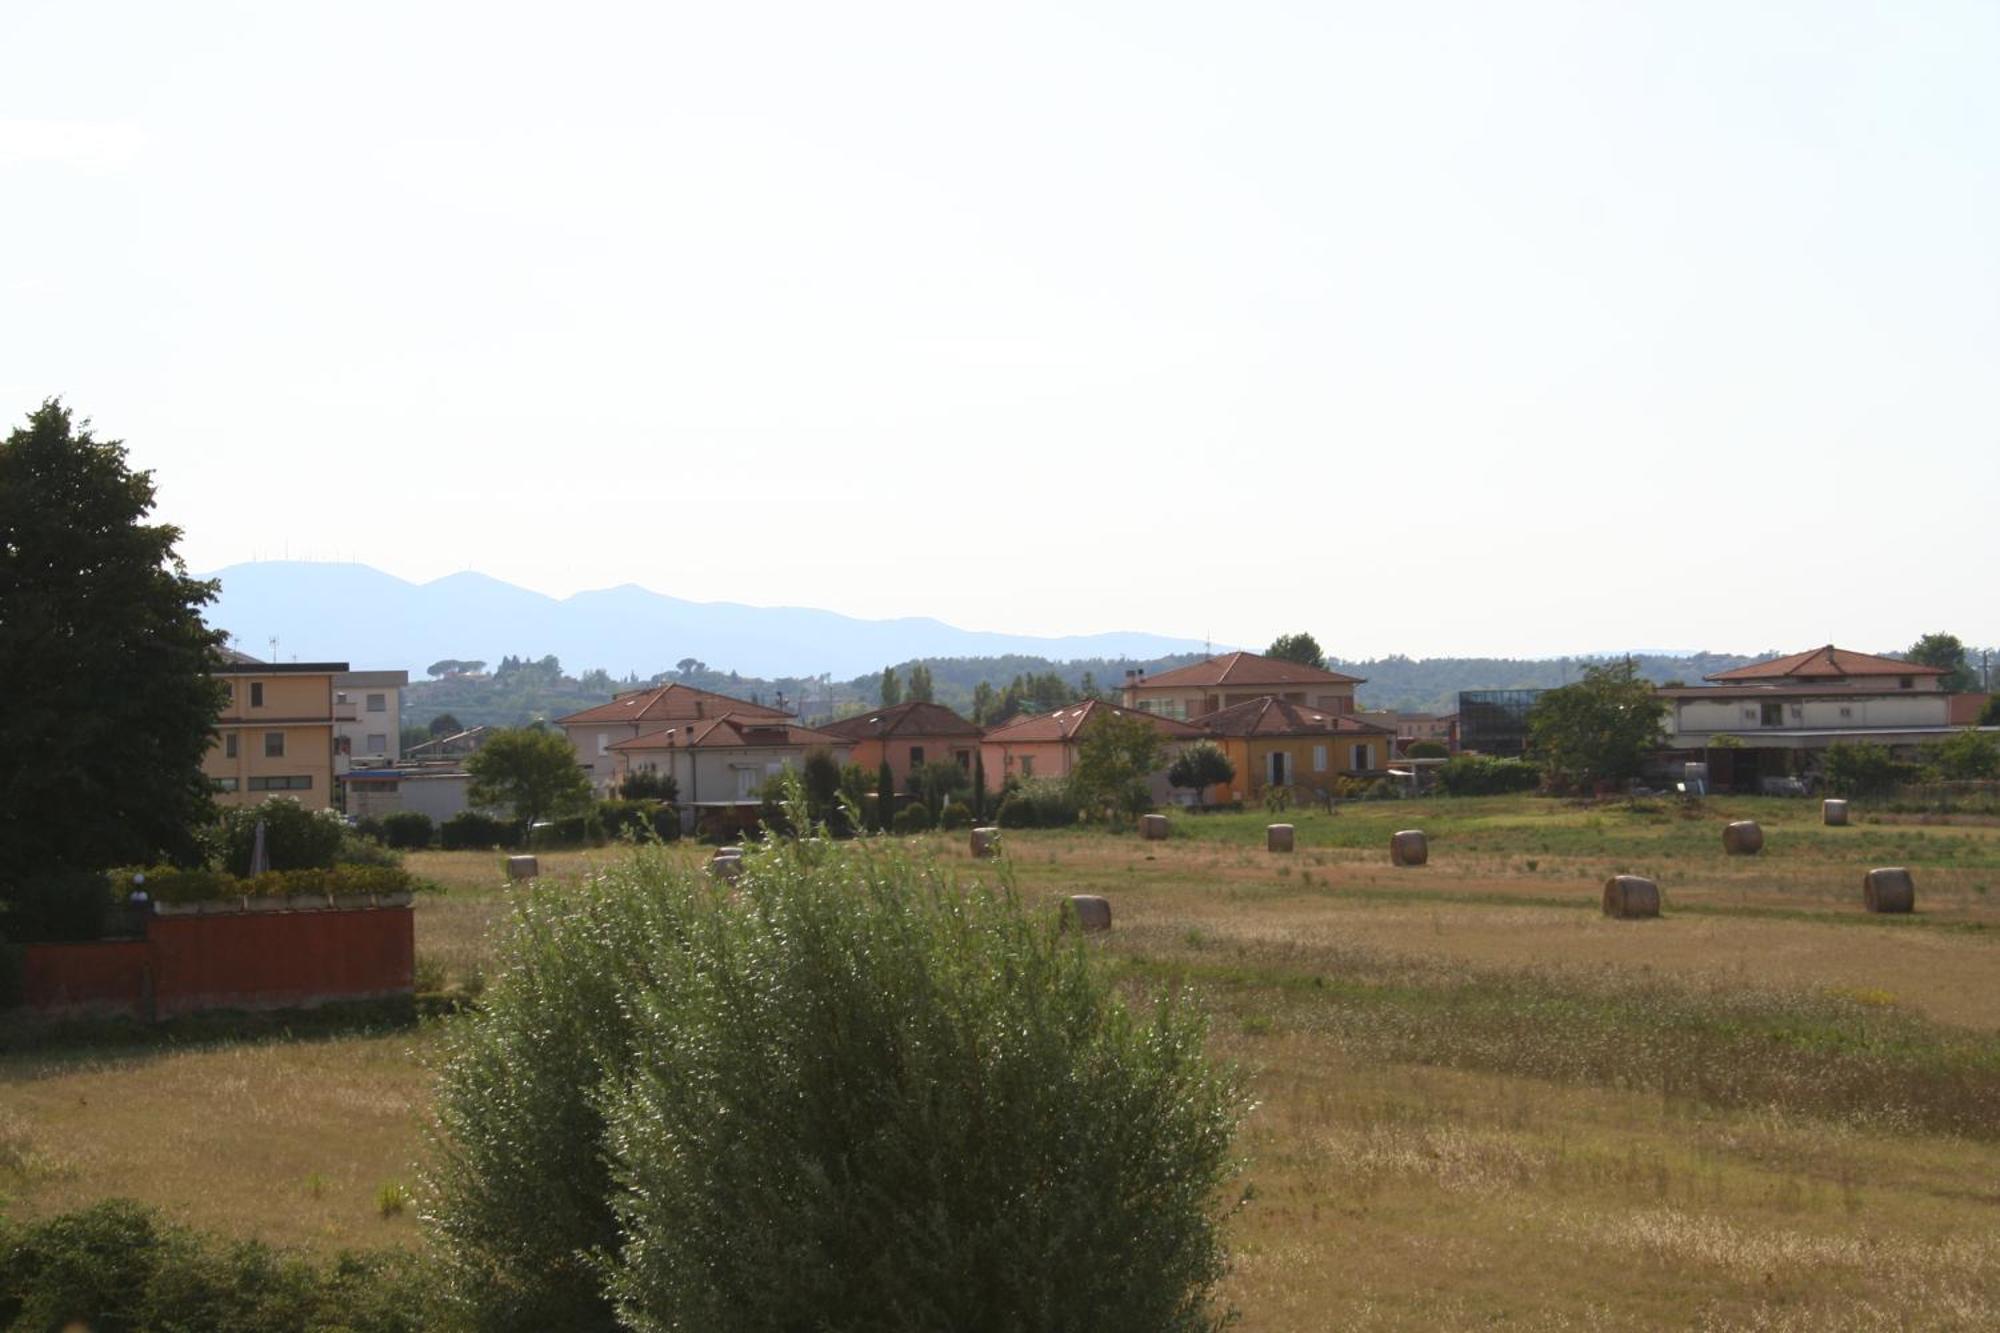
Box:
<box><xmin>1194</xmin><ymin>697</ymin><xmax>1397</xmax><ymax>804</ymax></box>
<box><xmin>979</xmin><ymin>699</ymin><xmax>1205</xmax><ymax>805</ymax></box>
<box><xmin>608</xmin><ymin>714</ymin><xmax>852</xmax><ymax>830</ymax></box>
<box><xmin>817</xmin><ymin>701</ymin><xmax>983</xmax><ymax>796</ymax></box>
<box><xmin>1658</xmin><ymin>644</ymin><xmax>1981</xmax><ymax>791</ymax></box>
<box><xmin>558</xmin><ymin>682</ymin><xmax>793</xmax><ymax>787</ymax></box>
<box><xmin>1120</xmin><ymin>651</ymin><xmax>1364</xmax><ymax>721</ymax></box>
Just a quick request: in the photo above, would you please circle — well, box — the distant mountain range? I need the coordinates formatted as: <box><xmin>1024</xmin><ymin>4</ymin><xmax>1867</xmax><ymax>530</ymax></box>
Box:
<box><xmin>200</xmin><ymin>562</ymin><xmax>1221</xmax><ymax>679</ymax></box>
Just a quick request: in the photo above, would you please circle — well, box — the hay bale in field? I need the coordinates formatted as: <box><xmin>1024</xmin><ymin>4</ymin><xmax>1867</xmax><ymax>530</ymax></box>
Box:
<box><xmin>506</xmin><ymin>855</ymin><xmax>539</xmax><ymax>881</ymax></box>
<box><xmin>1722</xmin><ymin>820</ymin><xmax>1763</xmax><ymax>855</ymax></box>
<box><xmin>1061</xmin><ymin>895</ymin><xmax>1112</xmax><ymax>933</ymax></box>
<box><xmin>1601</xmin><ymin>874</ymin><xmax>1660</xmax><ymax>919</ymax></box>
<box><xmin>970</xmin><ymin>826</ymin><xmax>1001</xmax><ymax>859</ymax></box>
<box><xmin>1266</xmin><ymin>824</ymin><xmax>1294</xmax><ymax>853</ymax></box>
<box><xmin>710</xmin><ymin>853</ymin><xmax>743</xmax><ymax>883</ymax></box>
<box><xmin>1389</xmin><ymin>829</ymin><xmax>1428</xmax><ymax>867</ymax></box>
<box><xmin>1863</xmin><ymin>866</ymin><xmax>1914</xmax><ymax>914</ymax></box>
<box><xmin>1823</xmin><ymin>799</ymin><xmax>1849</xmax><ymax>827</ymax></box>
<box><xmin>1140</xmin><ymin>813</ymin><xmax>1169</xmax><ymax>841</ymax></box>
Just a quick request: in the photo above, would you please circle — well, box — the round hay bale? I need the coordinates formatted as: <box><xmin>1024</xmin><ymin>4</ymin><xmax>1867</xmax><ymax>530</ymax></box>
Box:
<box><xmin>1822</xmin><ymin>799</ymin><xmax>1849</xmax><ymax>827</ymax></box>
<box><xmin>1863</xmin><ymin>866</ymin><xmax>1914</xmax><ymax>914</ymax></box>
<box><xmin>506</xmin><ymin>854</ymin><xmax>539</xmax><ymax>881</ymax></box>
<box><xmin>709</xmin><ymin>853</ymin><xmax>743</xmax><ymax>883</ymax></box>
<box><xmin>970</xmin><ymin>826</ymin><xmax>1001</xmax><ymax>859</ymax></box>
<box><xmin>1601</xmin><ymin>874</ymin><xmax>1661</xmax><ymax>919</ymax></box>
<box><xmin>1266</xmin><ymin>823</ymin><xmax>1294</xmax><ymax>853</ymax></box>
<box><xmin>1722</xmin><ymin>821</ymin><xmax>1763</xmax><ymax>855</ymax></box>
<box><xmin>1061</xmin><ymin>894</ymin><xmax>1112</xmax><ymax>933</ymax></box>
<box><xmin>1389</xmin><ymin>829</ymin><xmax>1429</xmax><ymax>867</ymax></box>
<box><xmin>1140</xmin><ymin>813</ymin><xmax>1170</xmax><ymax>841</ymax></box>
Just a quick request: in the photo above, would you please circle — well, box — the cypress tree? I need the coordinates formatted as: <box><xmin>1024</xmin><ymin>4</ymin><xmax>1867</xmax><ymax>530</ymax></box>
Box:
<box><xmin>876</xmin><ymin>759</ymin><xmax>895</xmax><ymax>832</ymax></box>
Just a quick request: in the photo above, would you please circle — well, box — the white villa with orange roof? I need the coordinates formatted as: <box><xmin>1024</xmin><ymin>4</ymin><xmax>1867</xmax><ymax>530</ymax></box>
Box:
<box><xmin>1119</xmin><ymin>651</ymin><xmax>1364</xmax><ymax>721</ymax></box>
<box><xmin>556</xmin><ymin>681</ymin><xmax>792</xmax><ymax>787</ymax></box>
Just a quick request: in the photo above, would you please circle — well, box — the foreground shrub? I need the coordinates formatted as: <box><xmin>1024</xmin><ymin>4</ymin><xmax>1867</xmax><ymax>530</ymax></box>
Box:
<box><xmin>0</xmin><ymin>1198</ymin><xmax>437</xmax><ymax>1332</ymax></box>
<box><xmin>994</xmin><ymin>775</ymin><xmax>1080</xmax><ymax>829</ymax></box>
<box><xmin>938</xmin><ymin>799</ymin><xmax>974</xmax><ymax>830</ymax></box>
<box><xmin>132</xmin><ymin>863</ymin><xmax>416</xmax><ymax>905</ymax></box>
<box><xmin>1435</xmin><ymin>755</ymin><xmax>1540</xmax><ymax>796</ymax></box>
<box><xmin>440</xmin><ymin>811</ymin><xmax>514</xmax><ymax>851</ymax></box>
<box><xmin>427</xmin><ymin>837</ymin><xmax>1242</xmax><ymax>1332</ymax></box>
<box><xmin>379</xmin><ymin>811</ymin><xmax>435</xmax><ymax>849</ymax></box>
<box><xmin>889</xmin><ymin>800</ymin><xmax>934</xmax><ymax>834</ymax></box>
<box><xmin>211</xmin><ymin>798</ymin><xmax>346</xmax><ymax>874</ymax></box>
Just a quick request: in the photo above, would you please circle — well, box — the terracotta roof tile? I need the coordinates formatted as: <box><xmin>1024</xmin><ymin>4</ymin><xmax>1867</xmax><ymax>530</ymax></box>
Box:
<box><xmin>1705</xmin><ymin>645</ymin><xmax>1945</xmax><ymax>682</ymax></box>
<box><xmin>1195</xmin><ymin>695</ymin><xmax>1396</xmax><ymax>739</ymax></box>
<box><xmin>609</xmin><ymin>714</ymin><xmax>846</xmax><ymax>750</ymax></box>
<box><xmin>1133</xmin><ymin>651</ymin><xmax>1364</xmax><ymax>689</ymax></box>
<box><xmin>818</xmin><ymin>700</ymin><xmax>983</xmax><ymax>741</ymax></box>
<box><xmin>981</xmin><ymin>698</ymin><xmax>1206</xmax><ymax>744</ymax></box>
<box><xmin>559</xmin><ymin>682</ymin><xmax>792</xmax><ymax>726</ymax></box>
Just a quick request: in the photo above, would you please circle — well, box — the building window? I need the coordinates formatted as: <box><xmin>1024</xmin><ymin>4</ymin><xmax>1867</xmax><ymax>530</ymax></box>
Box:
<box><xmin>1268</xmin><ymin>752</ymin><xmax>1288</xmax><ymax>786</ymax></box>
<box><xmin>366</xmin><ymin>733</ymin><xmax>388</xmax><ymax>753</ymax></box>
<box><xmin>909</xmin><ymin>746</ymin><xmax>925</xmax><ymax>768</ymax></box>
<box><xmin>598</xmin><ymin>732</ymin><xmax>610</xmax><ymax>756</ymax></box>
<box><xmin>954</xmin><ymin>749</ymin><xmax>972</xmax><ymax>770</ymax></box>
<box><xmin>1899</xmin><ymin>676</ymin><xmax>1913</xmax><ymax>690</ymax></box>
<box><xmin>211</xmin><ymin>777</ymin><xmax>239</xmax><ymax>792</ymax></box>
<box><xmin>1020</xmin><ymin>755</ymin><xmax>1034</xmax><ymax>777</ymax></box>
<box><xmin>248</xmin><ymin>775</ymin><xmax>312</xmax><ymax>792</ymax></box>
<box><xmin>264</xmin><ymin>731</ymin><xmax>285</xmax><ymax>758</ymax></box>
<box><xmin>1840</xmin><ymin>706</ymin><xmax>1853</xmax><ymax>719</ymax></box>
<box><xmin>1760</xmin><ymin>702</ymin><xmax>1783</xmax><ymax>728</ymax></box>
<box><xmin>367</xmin><ymin>693</ymin><xmax>386</xmax><ymax>712</ymax></box>
<box><xmin>224</xmin><ymin>733</ymin><xmax>238</xmax><ymax>759</ymax></box>
<box><xmin>334</xmin><ymin>736</ymin><xmax>351</xmax><ymax>756</ymax></box>
<box><xmin>250</xmin><ymin>681</ymin><xmax>264</xmax><ymax>707</ymax></box>
<box><xmin>1313</xmin><ymin>745</ymin><xmax>1328</xmax><ymax>772</ymax></box>
<box><xmin>1354</xmin><ymin>743</ymin><xmax>1373</xmax><ymax>771</ymax></box>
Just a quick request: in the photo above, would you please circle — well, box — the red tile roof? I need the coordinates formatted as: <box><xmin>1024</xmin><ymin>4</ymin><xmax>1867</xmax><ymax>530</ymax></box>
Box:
<box><xmin>980</xmin><ymin>698</ymin><xmax>1206</xmax><ymax>745</ymax></box>
<box><xmin>608</xmin><ymin>714</ymin><xmax>847</xmax><ymax>751</ymax></box>
<box><xmin>817</xmin><ymin>700</ymin><xmax>983</xmax><ymax>742</ymax></box>
<box><xmin>558</xmin><ymin>682</ymin><xmax>793</xmax><ymax>726</ymax></box>
<box><xmin>1705</xmin><ymin>645</ymin><xmax>1945</xmax><ymax>683</ymax></box>
<box><xmin>1195</xmin><ymin>695</ymin><xmax>1396</xmax><ymax>739</ymax></box>
<box><xmin>1133</xmin><ymin>651</ymin><xmax>1364</xmax><ymax>689</ymax></box>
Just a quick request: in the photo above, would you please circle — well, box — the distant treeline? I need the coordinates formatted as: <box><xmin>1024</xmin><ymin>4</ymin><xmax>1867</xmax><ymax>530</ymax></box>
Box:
<box><xmin>401</xmin><ymin>649</ymin><xmax>1806</xmax><ymax>733</ymax></box>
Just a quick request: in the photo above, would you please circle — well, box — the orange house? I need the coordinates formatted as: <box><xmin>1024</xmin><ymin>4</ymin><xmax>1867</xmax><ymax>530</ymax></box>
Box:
<box><xmin>1194</xmin><ymin>696</ymin><xmax>1396</xmax><ymax>803</ymax></box>
<box><xmin>980</xmin><ymin>699</ymin><xmax>1206</xmax><ymax>804</ymax></box>
<box><xmin>818</xmin><ymin>701</ymin><xmax>984</xmax><ymax>794</ymax></box>
<box><xmin>1120</xmin><ymin>650</ymin><xmax>1364</xmax><ymax>721</ymax></box>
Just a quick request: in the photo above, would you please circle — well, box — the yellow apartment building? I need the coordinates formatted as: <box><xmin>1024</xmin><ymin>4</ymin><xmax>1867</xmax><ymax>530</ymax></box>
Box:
<box><xmin>204</xmin><ymin>652</ymin><xmax>347</xmax><ymax>810</ymax></box>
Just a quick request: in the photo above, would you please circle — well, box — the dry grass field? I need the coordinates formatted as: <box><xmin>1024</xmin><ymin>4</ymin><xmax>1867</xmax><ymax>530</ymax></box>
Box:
<box><xmin>5</xmin><ymin>795</ymin><xmax>1999</xmax><ymax>1329</ymax></box>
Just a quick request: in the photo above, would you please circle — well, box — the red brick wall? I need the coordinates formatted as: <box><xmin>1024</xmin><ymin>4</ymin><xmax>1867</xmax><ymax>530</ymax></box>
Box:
<box><xmin>18</xmin><ymin>907</ymin><xmax>414</xmax><ymax>1021</ymax></box>
<box><xmin>20</xmin><ymin>939</ymin><xmax>150</xmax><ymax>1017</ymax></box>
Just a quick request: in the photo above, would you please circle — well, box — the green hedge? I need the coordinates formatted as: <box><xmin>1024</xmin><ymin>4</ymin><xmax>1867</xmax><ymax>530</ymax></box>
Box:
<box><xmin>0</xmin><ymin>1199</ymin><xmax>437</xmax><ymax>1332</ymax></box>
<box><xmin>441</xmin><ymin>811</ymin><xmax>514</xmax><ymax>851</ymax></box>
<box><xmin>1435</xmin><ymin>756</ymin><xmax>1541</xmax><ymax>796</ymax></box>
<box><xmin>380</xmin><ymin>811</ymin><xmax>435</xmax><ymax>849</ymax></box>
<box><xmin>130</xmin><ymin>864</ymin><xmax>416</xmax><ymax>905</ymax></box>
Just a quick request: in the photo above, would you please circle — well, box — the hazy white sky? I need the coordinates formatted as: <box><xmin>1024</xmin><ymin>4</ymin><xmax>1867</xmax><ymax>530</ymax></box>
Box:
<box><xmin>4</xmin><ymin>1</ymin><xmax>1995</xmax><ymax>658</ymax></box>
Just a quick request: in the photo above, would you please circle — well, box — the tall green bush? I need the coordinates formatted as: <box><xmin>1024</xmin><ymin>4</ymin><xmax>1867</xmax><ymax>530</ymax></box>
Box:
<box><xmin>440</xmin><ymin>811</ymin><xmax>514</xmax><ymax>851</ymax></box>
<box><xmin>1435</xmin><ymin>756</ymin><xmax>1540</xmax><ymax>796</ymax></box>
<box><xmin>212</xmin><ymin>798</ymin><xmax>346</xmax><ymax>874</ymax></box>
<box><xmin>380</xmin><ymin>811</ymin><xmax>435</xmax><ymax>850</ymax></box>
<box><xmin>428</xmin><ymin>839</ymin><xmax>1242</xmax><ymax>1332</ymax></box>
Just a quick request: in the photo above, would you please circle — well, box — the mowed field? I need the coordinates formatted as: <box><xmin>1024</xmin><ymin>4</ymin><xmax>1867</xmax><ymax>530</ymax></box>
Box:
<box><xmin>6</xmin><ymin>796</ymin><xmax>2000</xmax><ymax>1330</ymax></box>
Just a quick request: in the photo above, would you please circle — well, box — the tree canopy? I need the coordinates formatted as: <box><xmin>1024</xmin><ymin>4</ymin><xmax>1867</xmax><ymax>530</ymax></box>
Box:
<box><xmin>1527</xmin><ymin>661</ymin><xmax>1665</xmax><ymax>790</ymax></box>
<box><xmin>466</xmin><ymin>727</ymin><xmax>592</xmax><ymax>828</ymax></box>
<box><xmin>1906</xmin><ymin>633</ymin><xmax>1976</xmax><ymax>692</ymax></box>
<box><xmin>878</xmin><ymin>666</ymin><xmax>902</xmax><ymax>707</ymax></box>
<box><xmin>1266</xmin><ymin>632</ymin><xmax>1327</xmax><ymax>670</ymax></box>
<box><xmin>1167</xmin><ymin>741</ymin><xmax>1235</xmax><ymax>808</ymax></box>
<box><xmin>1071</xmin><ymin>710</ymin><xmax>1166</xmax><ymax>818</ymax></box>
<box><xmin>905</xmin><ymin>663</ymin><xmax>934</xmax><ymax>703</ymax></box>
<box><xmin>0</xmin><ymin>400</ymin><xmax>227</xmax><ymax>880</ymax></box>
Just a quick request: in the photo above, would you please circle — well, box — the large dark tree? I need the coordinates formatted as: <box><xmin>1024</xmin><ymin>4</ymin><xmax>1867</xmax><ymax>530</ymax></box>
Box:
<box><xmin>1266</xmin><ymin>632</ymin><xmax>1327</xmax><ymax>670</ymax></box>
<box><xmin>1905</xmin><ymin>632</ymin><xmax>1976</xmax><ymax>693</ymax></box>
<box><xmin>0</xmin><ymin>400</ymin><xmax>226</xmax><ymax>880</ymax></box>
<box><xmin>1527</xmin><ymin>661</ymin><xmax>1666</xmax><ymax>791</ymax></box>
<box><xmin>466</xmin><ymin>727</ymin><xmax>592</xmax><ymax>830</ymax></box>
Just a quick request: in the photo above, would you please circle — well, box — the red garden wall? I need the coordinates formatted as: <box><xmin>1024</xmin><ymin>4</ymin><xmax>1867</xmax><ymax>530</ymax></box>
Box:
<box><xmin>19</xmin><ymin>906</ymin><xmax>414</xmax><ymax>1021</ymax></box>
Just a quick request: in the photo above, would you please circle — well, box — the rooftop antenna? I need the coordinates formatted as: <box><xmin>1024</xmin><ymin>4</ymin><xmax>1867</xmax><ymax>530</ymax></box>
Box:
<box><xmin>268</xmin><ymin>635</ymin><xmax>279</xmax><ymax>663</ymax></box>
